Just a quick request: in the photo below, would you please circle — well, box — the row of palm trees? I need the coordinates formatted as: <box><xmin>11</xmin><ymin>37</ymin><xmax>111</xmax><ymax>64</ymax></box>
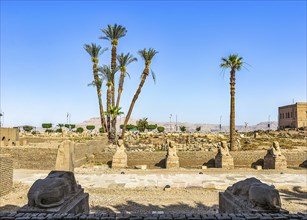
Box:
<box><xmin>84</xmin><ymin>24</ymin><xmax>158</xmax><ymax>143</ymax></box>
<box><xmin>85</xmin><ymin>24</ymin><xmax>244</xmax><ymax>150</ymax></box>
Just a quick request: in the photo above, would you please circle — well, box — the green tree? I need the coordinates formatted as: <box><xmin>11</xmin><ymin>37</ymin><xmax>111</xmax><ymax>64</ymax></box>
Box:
<box><xmin>121</xmin><ymin>48</ymin><xmax>158</xmax><ymax>138</ymax></box>
<box><xmin>146</xmin><ymin>124</ymin><xmax>157</xmax><ymax>131</ymax></box>
<box><xmin>99</xmin><ymin>65</ymin><xmax>119</xmax><ymax>142</ymax></box>
<box><xmin>100</xmin><ymin>24</ymin><xmax>127</xmax><ymax>107</ymax></box>
<box><xmin>136</xmin><ymin>118</ymin><xmax>149</xmax><ymax>132</ymax></box>
<box><xmin>42</xmin><ymin>123</ymin><xmax>52</xmax><ymax>129</ymax></box>
<box><xmin>86</xmin><ymin>125</ymin><xmax>95</xmax><ymax>132</ymax></box>
<box><xmin>84</xmin><ymin>43</ymin><xmax>108</xmax><ymax>132</ymax></box>
<box><xmin>220</xmin><ymin>54</ymin><xmax>244</xmax><ymax>151</ymax></box>
<box><xmin>196</xmin><ymin>126</ymin><xmax>201</xmax><ymax>132</ymax></box>
<box><xmin>23</xmin><ymin>125</ymin><xmax>33</xmax><ymax>132</ymax></box>
<box><xmin>57</xmin><ymin>124</ymin><xmax>64</xmax><ymax>128</ymax></box>
<box><xmin>116</xmin><ymin>53</ymin><xmax>137</xmax><ymax>108</ymax></box>
<box><xmin>109</xmin><ymin>106</ymin><xmax>124</xmax><ymax>140</ymax></box>
<box><xmin>180</xmin><ymin>126</ymin><xmax>186</xmax><ymax>132</ymax></box>
<box><xmin>76</xmin><ymin>127</ymin><xmax>84</xmax><ymax>133</ymax></box>
<box><xmin>157</xmin><ymin>126</ymin><xmax>165</xmax><ymax>133</ymax></box>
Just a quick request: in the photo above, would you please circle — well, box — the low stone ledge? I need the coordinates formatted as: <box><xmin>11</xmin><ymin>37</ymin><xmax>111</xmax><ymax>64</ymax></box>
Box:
<box><xmin>0</xmin><ymin>212</ymin><xmax>306</xmax><ymax>220</ymax></box>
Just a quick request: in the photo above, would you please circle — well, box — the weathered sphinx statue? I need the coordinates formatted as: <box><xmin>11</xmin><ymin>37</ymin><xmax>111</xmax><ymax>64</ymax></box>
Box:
<box><xmin>18</xmin><ymin>171</ymin><xmax>89</xmax><ymax>214</ymax></box>
<box><xmin>215</xmin><ymin>141</ymin><xmax>234</xmax><ymax>168</ymax></box>
<box><xmin>165</xmin><ymin>140</ymin><xmax>179</xmax><ymax>169</ymax></box>
<box><xmin>219</xmin><ymin>177</ymin><xmax>286</xmax><ymax>213</ymax></box>
<box><xmin>264</xmin><ymin>141</ymin><xmax>287</xmax><ymax>169</ymax></box>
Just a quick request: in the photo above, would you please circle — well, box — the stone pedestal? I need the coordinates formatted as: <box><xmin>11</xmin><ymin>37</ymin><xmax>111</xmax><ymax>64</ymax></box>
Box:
<box><xmin>264</xmin><ymin>154</ymin><xmax>287</xmax><ymax>169</ymax></box>
<box><xmin>55</xmin><ymin>140</ymin><xmax>75</xmax><ymax>172</ymax></box>
<box><xmin>112</xmin><ymin>151</ymin><xmax>127</xmax><ymax>168</ymax></box>
<box><xmin>166</xmin><ymin>156</ymin><xmax>179</xmax><ymax>169</ymax></box>
<box><xmin>215</xmin><ymin>155</ymin><xmax>234</xmax><ymax>169</ymax></box>
<box><xmin>18</xmin><ymin>171</ymin><xmax>89</xmax><ymax>214</ymax></box>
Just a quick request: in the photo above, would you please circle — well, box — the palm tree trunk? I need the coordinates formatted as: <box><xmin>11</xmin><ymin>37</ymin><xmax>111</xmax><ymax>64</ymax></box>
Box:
<box><xmin>121</xmin><ymin>67</ymin><xmax>149</xmax><ymax>139</ymax></box>
<box><xmin>116</xmin><ymin>70</ymin><xmax>125</xmax><ymax>108</ymax></box>
<box><xmin>107</xmin><ymin>86</ymin><xmax>112</xmax><ymax>141</ymax></box>
<box><xmin>230</xmin><ymin>69</ymin><xmax>237</xmax><ymax>151</ymax></box>
<box><xmin>93</xmin><ymin>63</ymin><xmax>107</xmax><ymax>133</ymax></box>
<box><xmin>111</xmin><ymin>45</ymin><xmax>117</xmax><ymax>107</ymax></box>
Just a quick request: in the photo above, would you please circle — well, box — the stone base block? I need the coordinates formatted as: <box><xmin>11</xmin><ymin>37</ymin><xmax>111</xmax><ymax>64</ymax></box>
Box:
<box><xmin>112</xmin><ymin>152</ymin><xmax>127</xmax><ymax>168</ymax></box>
<box><xmin>18</xmin><ymin>191</ymin><xmax>89</xmax><ymax>214</ymax></box>
<box><xmin>264</xmin><ymin>155</ymin><xmax>287</xmax><ymax>169</ymax></box>
<box><xmin>166</xmin><ymin>156</ymin><xmax>179</xmax><ymax>169</ymax></box>
<box><xmin>135</xmin><ymin>165</ymin><xmax>147</xmax><ymax>170</ymax></box>
<box><xmin>215</xmin><ymin>155</ymin><xmax>234</xmax><ymax>169</ymax></box>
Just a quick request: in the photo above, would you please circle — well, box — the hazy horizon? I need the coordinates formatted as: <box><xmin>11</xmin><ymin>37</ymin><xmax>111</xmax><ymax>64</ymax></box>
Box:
<box><xmin>1</xmin><ymin>1</ymin><xmax>306</xmax><ymax>127</ymax></box>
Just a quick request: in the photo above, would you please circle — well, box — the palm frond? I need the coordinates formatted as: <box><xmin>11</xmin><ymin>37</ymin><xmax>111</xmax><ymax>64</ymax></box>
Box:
<box><xmin>150</xmin><ymin>69</ymin><xmax>156</xmax><ymax>84</ymax></box>
<box><xmin>100</xmin><ymin>24</ymin><xmax>127</xmax><ymax>41</ymax></box>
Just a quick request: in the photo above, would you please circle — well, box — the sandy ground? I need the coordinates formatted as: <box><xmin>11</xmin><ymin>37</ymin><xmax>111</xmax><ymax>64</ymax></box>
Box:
<box><xmin>0</xmin><ymin>167</ymin><xmax>306</xmax><ymax>215</ymax></box>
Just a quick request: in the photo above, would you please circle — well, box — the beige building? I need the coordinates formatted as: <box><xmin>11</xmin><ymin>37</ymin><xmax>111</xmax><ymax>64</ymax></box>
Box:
<box><xmin>278</xmin><ymin>102</ymin><xmax>307</xmax><ymax>129</ymax></box>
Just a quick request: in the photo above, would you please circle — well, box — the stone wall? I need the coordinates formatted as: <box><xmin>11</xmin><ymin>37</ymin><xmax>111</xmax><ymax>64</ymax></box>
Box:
<box><xmin>0</xmin><ymin>128</ymin><xmax>19</xmax><ymax>142</ymax></box>
<box><xmin>0</xmin><ymin>137</ymin><xmax>109</xmax><ymax>170</ymax></box>
<box><xmin>93</xmin><ymin>151</ymin><xmax>307</xmax><ymax>168</ymax></box>
<box><xmin>0</xmin><ymin>154</ymin><xmax>13</xmax><ymax>197</ymax></box>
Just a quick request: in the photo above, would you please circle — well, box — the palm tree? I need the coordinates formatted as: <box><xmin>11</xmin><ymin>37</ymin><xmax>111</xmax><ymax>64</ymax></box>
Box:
<box><xmin>100</xmin><ymin>24</ymin><xmax>127</xmax><ymax>107</ymax></box>
<box><xmin>220</xmin><ymin>54</ymin><xmax>244</xmax><ymax>151</ymax></box>
<box><xmin>99</xmin><ymin>65</ymin><xmax>118</xmax><ymax>142</ymax></box>
<box><xmin>121</xmin><ymin>48</ymin><xmax>158</xmax><ymax>139</ymax></box>
<box><xmin>109</xmin><ymin>106</ymin><xmax>124</xmax><ymax>140</ymax></box>
<box><xmin>116</xmin><ymin>53</ymin><xmax>137</xmax><ymax>108</ymax></box>
<box><xmin>84</xmin><ymin>43</ymin><xmax>108</xmax><ymax>132</ymax></box>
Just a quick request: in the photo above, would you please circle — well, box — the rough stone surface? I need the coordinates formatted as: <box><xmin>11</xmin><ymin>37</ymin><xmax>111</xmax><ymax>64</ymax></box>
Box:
<box><xmin>112</xmin><ymin>140</ymin><xmax>127</xmax><ymax>169</ymax></box>
<box><xmin>166</xmin><ymin>141</ymin><xmax>180</xmax><ymax>169</ymax></box>
<box><xmin>264</xmin><ymin>142</ymin><xmax>287</xmax><ymax>170</ymax></box>
<box><xmin>219</xmin><ymin>177</ymin><xmax>285</xmax><ymax>214</ymax></box>
<box><xmin>55</xmin><ymin>140</ymin><xmax>75</xmax><ymax>172</ymax></box>
<box><xmin>18</xmin><ymin>171</ymin><xmax>89</xmax><ymax>214</ymax></box>
<box><xmin>0</xmin><ymin>212</ymin><xmax>306</xmax><ymax>220</ymax></box>
<box><xmin>215</xmin><ymin>142</ymin><xmax>234</xmax><ymax>169</ymax></box>
<box><xmin>0</xmin><ymin>154</ymin><xmax>13</xmax><ymax>197</ymax></box>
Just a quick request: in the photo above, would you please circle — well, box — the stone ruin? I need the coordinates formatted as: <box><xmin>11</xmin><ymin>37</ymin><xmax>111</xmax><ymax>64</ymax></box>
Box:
<box><xmin>219</xmin><ymin>177</ymin><xmax>287</xmax><ymax>214</ymax></box>
<box><xmin>264</xmin><ymin>141</ymin><xmax>287</xmax><ymax>169</ymax></box>
<box><xmin>18</xmin><ymin>171</ymin><xmax>89</xmax><ymax>214</ymax></box>
<box><xmin>165</xmin><ymin>140</ymin><xmax>179</xmax><ymax>169</ymax></box>
<box><xmin>55</xmin><ymin>140</ymin><xmax>75</xmax><ymax>172</ymax></box>
<box><xmin>112</xmin><ymin>139</ymin><xmax>127</xmax><ymax>168</ymax></box>
<box><xmin>215</xmin><ymin>141</ymin><xmax>234</xmax><ymax>169</ymax></box>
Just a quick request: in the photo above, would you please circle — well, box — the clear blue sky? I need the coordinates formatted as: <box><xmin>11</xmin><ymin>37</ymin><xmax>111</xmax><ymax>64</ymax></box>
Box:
<box><xmin>1</xmin><ymin>1</ymin><xmax>306</xmax><ymax>127</ymax></box>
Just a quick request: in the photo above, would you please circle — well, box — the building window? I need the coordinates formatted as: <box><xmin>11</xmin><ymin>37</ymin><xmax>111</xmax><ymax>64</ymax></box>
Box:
<box><xmin>291</xmin><ymin>112</ymin><xmax>293</xmax><ymax>118</ymax></box>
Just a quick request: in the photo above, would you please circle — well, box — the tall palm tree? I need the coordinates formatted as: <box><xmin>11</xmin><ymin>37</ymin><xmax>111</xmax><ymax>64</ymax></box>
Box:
<box><xmin>121</xmin><ymin>48</ymin><xmax>158</xmax><ymax>139</ymax></box>
<box><xmin>220</xmin><ymin>54</ymin><xmax>244</xmax><ymax>151</ymax></box>
<box><xmin>84</xmin><ymin>43</ymin><xmax>108</xmax><ymax>132</ymax></box>
<box><xmin>99</xmin><ymin>65</ymin><xmax>118</xmax><ymax>142</ymax></box>
<box><xmin>116</xmin><ymin>53</ymin><xmax>137</xmax><ymax>108</ymax></box>
<box><xmin>100</xmin><ymin>24</ymin><xmax>127</xmax><ymax>107</ymax></box>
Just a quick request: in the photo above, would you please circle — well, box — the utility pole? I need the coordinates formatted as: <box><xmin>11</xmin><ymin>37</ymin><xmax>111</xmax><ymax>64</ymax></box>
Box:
<box><xmin>176</xmin><ymin>115</ymin><xmax>178</xmax><ymax>132</ymax></box>
<box><xmin>220</xmin><ymin>115</ymin><xmax>222</xmax><ymax>132</ymax></box>
<box><xmin>268</xmin><ymin>115</ymin><xmax>271</xmax><ymax>131</ymax></box>
<box><xmin>169</xmin><ymin>114</ymin><xmax>172</xmax><ymax>132</ymax></box>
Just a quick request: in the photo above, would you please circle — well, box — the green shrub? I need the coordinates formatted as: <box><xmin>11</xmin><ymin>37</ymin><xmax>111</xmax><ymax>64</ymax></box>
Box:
<box><xmin>76</xmin><ymin>127</ymin><xmax>84</xmax><ymax>133</ymax></box>
<box><xmin>157</xmin><ymin>126</ymin><xmax>165</xmax><ymax>133</ymax></box>
<box><xmin>42</xmin><ymin>123</ymin><xmax>52</xmax><ymax>129</ymax></box>
<box><xmin>99</xmin><ymin>127</ymin><xmax>105</xmax><ymax>133</ymax></box>
<box><xmin>196</xmin><ymin>126</ymin><xmax>201</xmax><ymax>132</ymax></box>
<box><xmin>65</xmin><ymin>124</ymin><xmax>76</xmax><ymax>129</ymax></box>
<box><xmin>137</xmin><ymin>118</ymin><xmax>148</xmax><ymax>132</ymax></box>
<box><xmin>56</xmin><ymin>128</ymin><xmax>62</xmax><ymax>133</ymax></box>
<box><xmin>180</xmin><ymin>126</ymin><xmax>186</xmax><ymax>132</ymax></box>
<box><xmin>146</xmin><ymin>124</ymin><xmax>157</xmax><ymax>131</ymax></box>
<box><xmin>126</xmin><ymin>124</ymin><xmax>137</xmax><ymax>131</ymax></box>
<box><xmin>45</xmin><ymin>129</ymin><xmax>54</xmax><ymax>133</ymax></box>
<box><xmin>86</xmin><ymin>125</ymin><xmax>95</xmax><ymax>131</ymax></box>
<box><xmin>23</xmin><ymin>125</ymin><xmax>33</xmax><ymax>132</ymax></box>
<box><xmin>120</xmin><ymin>124</ymin><xmax>124</xmax><ymax>129</ymax></box>
<box><xmin>57</xmin><ymin>123</ymin><xmax>64</xmax><ymax>128</ymax></box>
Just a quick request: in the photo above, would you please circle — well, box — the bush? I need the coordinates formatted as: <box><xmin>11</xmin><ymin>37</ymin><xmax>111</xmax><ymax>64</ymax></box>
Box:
<box><xmin>137</xmin><ymin>118</ymin><xmax>148</xmax><ymax>132</ymax></box>
<box><xmin>120</xmin><ymin>124</ymin><xmax>124</xmax><ymax>129</ymax></box>
<box><xmin>76</xmin><ymin>127</ymin><xmax>84</xmax><ymax>133</ymax></box>
<box><xmin>180</xmin><ymin>126</ymin><xmax>186</xmax><ymax>132</ymax></box>
<box><xmin>157</xmin><ymin>126</ymin><xmax>165</xmax><ymax>133</ymax></box>
<box><xmin>45</xmin><ymin>129</ymin><xmax>54</xmax><ymax>133</ymax></box>
<box><xmin>146</xmin><ymin>124</ymin><xmax>157</xmax><ymax>131</ymax></box>
<box><xmin>86</xmin><ymin>125</ymin><xmax>95</xmax><ymax>131</ymax></box>
<box><xmin>23</xmin><ymin>125</ymin><xmax>33</xmax><ymax>132</ymax></box>
<box><xmin>42</xmin><ymin>123</ymin><xmax>52</xmax><ymax>129</ymax></box>
<box><xmin>196</xmin><ymin>126</ymin><xmax>201</xmax><ymax>132</ymax></box>
<box><xmin>56</xmin><ymin>128</ymin><xmax>62</xmax><ymax>133</ymax></box>
<box><xmin>126</xmin><ymin>124</ymin><xmax>137</xmax><ymax>131</ymax></box>
<box><xmin>57</xmin><ymin>123</ymin><xmax>64</xmax><ymax>128</ymax></box>
<box><xmin>99</xmin><ymin>127</ymin><xmax>105</xmax><ymax>133</ymax></box>
<box><xmin>65</xmin><ymin>124</ymin><xmax>76</xmax><ymax>129</ymax></box>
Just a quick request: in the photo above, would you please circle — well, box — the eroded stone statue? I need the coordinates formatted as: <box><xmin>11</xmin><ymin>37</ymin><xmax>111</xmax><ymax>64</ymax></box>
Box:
<box><xmin>19</xmin><ymin>171</ymin><xmax>89</xmax><ymax>214</ymax></box>
<box><xmin>264</xmin><ymin>141</ymin><xmax>287</xmax><ymax>169</ymax></box>
<box><xmin>166</xmin><ymin>140</ymin><xmax>177</xmax><ymax>157</ymax></box>
<box><xmin>217</xmin><ymin>141</ymin><xmax>230</xmax><ymax>156</ymax></box>
<box><xmin>220</xmin><ymin>177</ymin><xmax>282</xmax><ymax>213</ymax></box>
<box><xmin>268</xmin><ymin>141</ymin><xmax>282</xmax><ymax>157</ymax></box>
<box><xmin>165</xmin><ymin>140</ymin><xmax>179</xmax><ymax>169</ymax></box>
